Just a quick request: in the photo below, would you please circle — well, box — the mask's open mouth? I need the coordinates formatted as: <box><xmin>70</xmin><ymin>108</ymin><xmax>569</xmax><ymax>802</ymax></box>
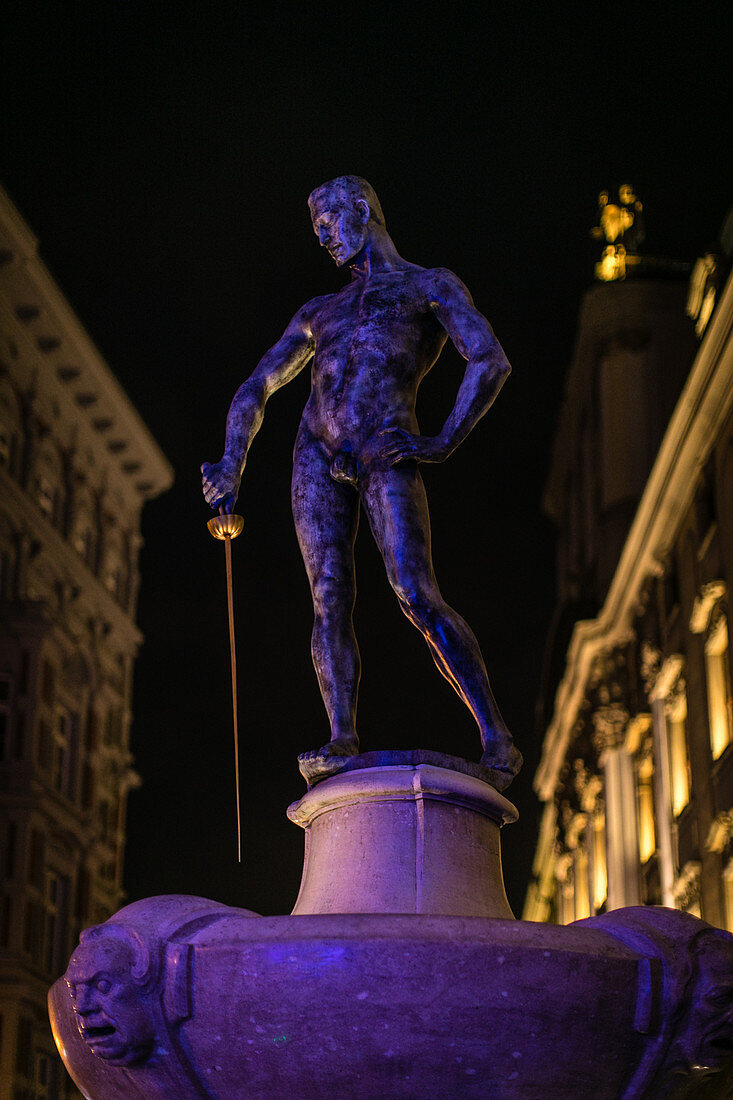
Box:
<box><xmin>83</xmin><ymin>1025</ymin><xmax>115</xmax><ymax>1041</ymax></box>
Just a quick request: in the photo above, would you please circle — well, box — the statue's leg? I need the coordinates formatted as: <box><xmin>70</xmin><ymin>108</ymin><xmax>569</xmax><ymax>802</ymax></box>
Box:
<box><xmin>361</xmin><ymin>462</ymin><xmax>521</xmax><ymax>787</ymax></box>
<box><xmin>292</xmin><ymin>437</ymin><xmax>360</xmax><ymax>756</ymax></box>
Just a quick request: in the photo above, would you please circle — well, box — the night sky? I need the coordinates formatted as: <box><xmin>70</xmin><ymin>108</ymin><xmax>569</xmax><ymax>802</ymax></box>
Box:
<box><xmin>3</xmin><ymin>4</ymin><xmax>731</xmax><ymax>915</ymax></box>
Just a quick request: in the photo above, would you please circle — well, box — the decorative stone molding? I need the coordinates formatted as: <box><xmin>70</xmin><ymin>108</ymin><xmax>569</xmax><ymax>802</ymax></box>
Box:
<box><xmin>689</xmin><ymin>579</ymin><xmax>727</xmax><ymax>634</ymax></box>
<box><xmin>647</xmin><ymin>653</ymin><xmax>685</xmax><ymax>703</ymax></box>
<box><xmin>624</xmin><ymin>713</ymin><xmax>652</xmax><ymax>756</ymax></box>
<box><xmin>554</xmin><ymin>851</ymin><xmax>574</xmax><ymax>883</ymax></box>
<box><xmin>705</xmin><ymin>810</ymin><xmax>733</xmax><ymax>854</ymax></box>
<box><xmin>565</xmin><ymin>813</ymin><xmax>588</xmax><ymax>850</ymax></box>
<box><xmin>673</xmin><ymin>861</ymin><xmax>702</xmax><ymax>912</ymax></box>
<box><xmin>592</xmin><ymin>703</ymin><xmax>629</xmax><ymax>755</ymax></box>
<box><xmin>640</xmin><ymin>641</ymin><xmax>662</xmax><ymax>695</ymax></box>
<box><xmin>580</xmin><ymin>773</ymin><xmax>603</xmax><ymax>813</ymax></box>
<box><xmin>706</xmin><ymin>604</ymin><xmax>728</xmax><ymax>651</ymax></box>
<box><xmin>664</xmin><ymin>674</ymin><xmax>687</xmax><ymax>719</ymax></box>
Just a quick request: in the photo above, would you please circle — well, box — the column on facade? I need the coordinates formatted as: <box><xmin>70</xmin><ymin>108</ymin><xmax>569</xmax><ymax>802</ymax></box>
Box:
<box><xmin>578</xmin><ymin>772</ymin><xmax>607</xmax><ymax>914</ymax></box>
<box><xmin>644</xmin><ymin>650</ymin><xmax>685</xmax><ymax>907</ymax></box>
<box><xmin>567</xmin><ymin>813</ymin><xmax>591</xmax><ymax>920</ymax></box>
<box><xmin>593</xmin><ymin>703</ymin><xmax>640</xmax><ymax>909</ymax></box>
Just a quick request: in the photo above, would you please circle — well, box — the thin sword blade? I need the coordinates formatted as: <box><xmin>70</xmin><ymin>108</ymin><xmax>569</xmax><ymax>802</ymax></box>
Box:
<box><xmin>224</xmin><ymin>533</ymin><xmax>242</xmax><ymax>863</ymax></box>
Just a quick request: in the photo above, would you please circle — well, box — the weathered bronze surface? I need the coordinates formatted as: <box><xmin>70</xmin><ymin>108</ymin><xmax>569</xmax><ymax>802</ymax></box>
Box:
<box><xmin>202</xmin><ymin>176</ymin><xmax>521</xmax><ymax>789</ymax></box>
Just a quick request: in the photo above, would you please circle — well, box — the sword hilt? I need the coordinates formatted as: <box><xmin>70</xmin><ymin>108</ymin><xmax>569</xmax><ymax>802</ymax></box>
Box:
<box><xmin>207</xmin><ymin>511</ymin><xmax>244</xmax><ymax>539</ymax></box>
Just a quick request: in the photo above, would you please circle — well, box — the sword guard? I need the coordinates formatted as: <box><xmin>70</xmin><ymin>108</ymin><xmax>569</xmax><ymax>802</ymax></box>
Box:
<box><xmin>207</xmin><ymin>513</ymin><xmax>244</xmax><ymax>540</ymax></box>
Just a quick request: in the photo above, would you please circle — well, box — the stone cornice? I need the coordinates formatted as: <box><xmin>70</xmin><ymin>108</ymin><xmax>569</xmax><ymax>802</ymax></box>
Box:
<box><xmin>0</xmin><ymin>185</ymin><xmax>173</xmax><ymax>503</ymax></box>
<box><xmin>536</xmin><ymin>269</ymin><xmax>733</xmax><ymax>800</ymax></box>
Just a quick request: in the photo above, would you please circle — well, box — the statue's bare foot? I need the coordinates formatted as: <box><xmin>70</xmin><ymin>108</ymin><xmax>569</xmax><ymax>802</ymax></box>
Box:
<box><xmin>298</xmin><ymin>734</ymin><xmax>359</xmax><ymax>785</ymax></box>
<box><xmin>479</xmin><ymin>741</ymin><xmax>523</xmax><ymax>793</ymax></box>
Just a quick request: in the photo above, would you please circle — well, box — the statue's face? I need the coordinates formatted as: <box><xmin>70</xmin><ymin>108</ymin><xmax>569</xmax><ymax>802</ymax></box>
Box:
<box><xmin>65</xmin><ymin>939</ymin><xmax>156</xmax><ymax>1066</ymax></box>
<box><xmin>310</xmin><ymin>194</ymin><xmax>369</xmax><ymax>267</ymax></box>
<box><xmin>619</xmin><ymin>185</ymin><xmax>634</xmax><ymax>204</ymax></box>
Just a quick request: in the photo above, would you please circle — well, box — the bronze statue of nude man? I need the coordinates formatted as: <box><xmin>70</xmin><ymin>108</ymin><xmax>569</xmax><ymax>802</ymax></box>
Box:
<box><xmin>202</xmin><ymin>176</ymin><xmax>522</xmax><ymax>790</ymax></box>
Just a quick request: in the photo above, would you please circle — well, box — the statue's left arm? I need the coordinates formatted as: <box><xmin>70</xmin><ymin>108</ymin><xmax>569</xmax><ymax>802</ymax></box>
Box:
<box><xmin>376</xmin><ymin>268</ymin><xmax>511</xmax><ymax>465</ymax></box>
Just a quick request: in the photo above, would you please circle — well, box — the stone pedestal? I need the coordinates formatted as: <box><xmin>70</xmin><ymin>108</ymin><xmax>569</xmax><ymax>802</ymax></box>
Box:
<box><xmin>287</xmin><ymin>752</ymin><xmax>517</xmax><ymax>918</ymax></box>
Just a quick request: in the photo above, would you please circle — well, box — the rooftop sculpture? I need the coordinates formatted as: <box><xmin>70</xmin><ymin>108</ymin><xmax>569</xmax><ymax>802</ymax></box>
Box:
<box><xmin>591</xmin><ymin>183</ymin><xmax>645</xmax><ymax>281</ymax></box>
<box><xmin>202</xmin><ymin>175</ymin><xmax>522</xmax><ymax>789</ymax></box>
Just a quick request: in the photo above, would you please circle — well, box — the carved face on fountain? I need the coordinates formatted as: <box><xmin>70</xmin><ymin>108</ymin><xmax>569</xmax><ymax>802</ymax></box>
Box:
<box><xmin>683</xmin><ymin>930</ymin><xmax>733</xmax><ymax>1071</ymax></box>
<box><xmin>308</xmin><ymin>176</ymin><xmax>383</xmax><ymax>268</ymax></box>
<box><xmin>65</xmin><ymin>930</ymin><xmax>156</xmax><ymax>1066</ymax></box>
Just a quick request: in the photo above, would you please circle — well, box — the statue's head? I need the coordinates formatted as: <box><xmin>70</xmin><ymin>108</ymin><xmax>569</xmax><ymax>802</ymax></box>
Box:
<box><xmin>619</xmin><ymin>183</ymin><xmax>636</xmax><ymax>205</ymax></box>
<box><xmin>64</xmin><ymin>924</ymin><xmax>157</xmax><ymax>1066</ymax></box>
<box><xmin>308</xmin><ymin>176</ymin><xmax>385</xmax><ymax>267</ymax></box>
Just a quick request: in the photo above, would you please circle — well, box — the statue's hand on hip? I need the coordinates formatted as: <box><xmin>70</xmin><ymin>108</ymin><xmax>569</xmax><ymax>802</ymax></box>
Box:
<box><xmin>371</xmin><ymin>427</ymin><xmax>450</xmax><ymax>467</ymax></box>
<box><xmin>201</xmin><ymin>456</ymin><xmax>242</xmax><ymax>513</ymax></box>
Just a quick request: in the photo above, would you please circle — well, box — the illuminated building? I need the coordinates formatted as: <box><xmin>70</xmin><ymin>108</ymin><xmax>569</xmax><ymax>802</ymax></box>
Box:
<box><xmin>0</xmin><ymin>186</ymin><xmax>173</xmax><ymax>1097</ymax></box>
<box><xmin>524</xmin><ymin>203</ymin><xmax>733</xmax><ymax>929</ymax></box>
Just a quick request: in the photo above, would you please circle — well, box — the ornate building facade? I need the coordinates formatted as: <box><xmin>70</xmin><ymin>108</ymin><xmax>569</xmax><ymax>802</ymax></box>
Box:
<box><xmin>0</xmin><ymin>187</ymin><xmax>173</xmax><ymax>1098</ymax></box>
<box><xmin>524</xmin><ymin>209</ymin><xmax>733</xmax><ymax>933</ymax></box>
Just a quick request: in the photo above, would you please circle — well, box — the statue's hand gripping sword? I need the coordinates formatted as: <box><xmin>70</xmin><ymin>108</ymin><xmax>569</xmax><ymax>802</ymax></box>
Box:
<box><xmin>207</xmin><ymin>507</ymin><xmax>245</xmax><ymax>862</ymax></box>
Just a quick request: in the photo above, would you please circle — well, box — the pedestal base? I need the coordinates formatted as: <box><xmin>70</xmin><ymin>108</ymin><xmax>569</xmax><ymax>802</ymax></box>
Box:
<box><xmin>287</xmin><ymin>752</ymin><xmax>517</xmax><ymax>918</ymax></box>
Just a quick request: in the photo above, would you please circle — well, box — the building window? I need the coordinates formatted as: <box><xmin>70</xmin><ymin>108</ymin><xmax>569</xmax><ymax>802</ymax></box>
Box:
<box><xmin>555</xmin><ymin>853</ymin><xmax>575</xmax><ymax>924</ymax></box>
<box><xmin>23</xmin><ymin>866</ymin><xmax>68</xmax><ymax>977</ymax></box>
<box><xmin>636</xmin><ymin>751</ymin><xmax>656</xmax><ymax>864</ymax></box>
<box><xmin>0</xmin><ymin>673</ymin><xmax>11</xmax><ymax>760</ymax></box>
<box><xmin>15</xmin><ymin>1016</ymin><xmax>33</xmax><ymax>1080</ymax></box>
<box><xmin>573</xmin><ymin>847</ymin><xmax>590</xmax><ymax>920</ymax></box>
<box><xmin>28</xmin><ymin>828</ymin><xmax>44</xmax><ymax>890</ymax></box>
<box><xmin>42</xmin><ymin>869</ymin><xmax>68</xmax><ymax>976</ymax></box>
<box><xmin>724</xmin><ymin>861</ymin><xmax>733</xmax><ymax>935</ymax></box>
<box><xmin>34</xmin><ymin>471</ymin><xmax>57</xmax><ymax>521</ymax></box>
<box><xmin>73</xmin><ymin>520</ymin><xmax>95</xmax><ymax>566</ymax></box>
<box><xmin>0</xmin><ymin>378</ymin><xmax>21</xmax><ymax>474</ymax></box>
<box><xmin>0</xmin><ymin>421</ymin><xmax>12</xmax><ymax>467</ymax></box>
<box><xmin>1</xmin><ymin>818</ymin><xmax>16</xmax><ymax>880</ymax></box>
<box><xmin>667</xmin><ymin>685</ymin><xmax>691</xmax><ymax>816</ymax></box>
<box><xmin>40</xmin><ymin>660</ymin><xmax>55</xmax><ymax>706</ymax></box>
<box><xmin>36</xmin><ymin>718</ymin><xmax>52</xmax><ymax>772</ymax></box>
<box><xmin>706</xmin><ymin>615</ymin><xmax>732</xmax><ymax>760</ymax></box>
<box><xmin>591</xmin><ymin>811</ymin><xmax>607</xmax><ymax>912</ymax></box>
<box><xmin>13</xmin><ymin>1017</ymin><xmax>58</xmax><ymax>1098</ymax></box>
<box><xmin>51</xmin><ymin>707</ymin><xmax>77</xmax><ymax>798</ymax></box>
<box><xmin>0</xmin><ymin>893</ymin><xmax>12</xmax><ymax>948</ymax></box>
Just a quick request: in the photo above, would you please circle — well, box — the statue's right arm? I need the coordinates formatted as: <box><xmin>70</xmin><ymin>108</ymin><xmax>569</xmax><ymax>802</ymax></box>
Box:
<box><xmin>201</xmin><ymin>301</ymin><xmax>318</xmax><ymax>511</ymax></box>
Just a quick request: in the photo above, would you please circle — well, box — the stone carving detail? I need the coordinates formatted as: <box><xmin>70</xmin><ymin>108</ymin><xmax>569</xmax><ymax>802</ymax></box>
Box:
<box><xmin>665</xmin><ymin>675</ymin><xmax>687</xmax><ymax>719</ymax></box>
<box><xmin>65</xmin><ymin>924</ymin><xmax>157</xmax><ymax>1067</ymax></box>
<box><xmin>689</xmin><ymin>579</ymin><xmax>727</xmax><ymax>635</ymax></box>
<box><xmin>51</xmin><ymin>895</ymin><xmax>261</xmax><ymax>1099</ymax></box>
<box><xmin>640</xmin><ymin>641</ymin><xmax>662</xmax><ymax>696</ymax></box>
<box><xmin>584</xmin><ymin>907</ymin><xmax>733</xmax><ymax>1098</ymax></box>
<box><xmin>674</xmin><ymin>862</ymin><xmax>703</xmax><ymax>914</ymax></box>
<box><xmin>592</xmin><ymin>703</ymin><xmax>630</xmax><ymax>754</ymax></box>
<box><xmin>706</xmin><ymin>810</ymin><xmax>733</xmax><ymax>854</ymax></box>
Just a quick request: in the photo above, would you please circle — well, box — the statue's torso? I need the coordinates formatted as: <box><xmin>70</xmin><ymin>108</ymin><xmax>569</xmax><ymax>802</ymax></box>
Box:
<box><xmin>300</xmin><ymin>267</ymin><xmax>447</xmax><ymax>453</ymax></box>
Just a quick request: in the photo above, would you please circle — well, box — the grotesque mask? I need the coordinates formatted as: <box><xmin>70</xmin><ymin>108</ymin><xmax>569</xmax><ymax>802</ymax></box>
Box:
<box><xmin>65</xmin><ymin>928</ymin><xmax>156</xmax><ymax>1066</ymax></box>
